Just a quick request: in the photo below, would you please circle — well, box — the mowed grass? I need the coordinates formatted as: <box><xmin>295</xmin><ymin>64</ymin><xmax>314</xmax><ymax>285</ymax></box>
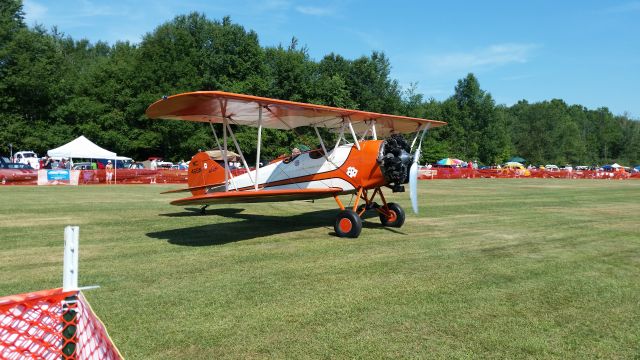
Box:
<box><xmin>1</xmin><ymin>179</ymin><xmax>639</xmax><ymax>359</ymax></box>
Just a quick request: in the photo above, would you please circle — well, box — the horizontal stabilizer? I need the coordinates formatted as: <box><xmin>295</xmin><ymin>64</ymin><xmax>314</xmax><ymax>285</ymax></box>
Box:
<box><xmin>161</xmin><ymin>184</ymin><xmax>223</xmax><ymax>194</ymax></box>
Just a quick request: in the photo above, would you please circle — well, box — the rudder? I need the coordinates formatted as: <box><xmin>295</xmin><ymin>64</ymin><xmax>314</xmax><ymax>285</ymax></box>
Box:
<box><xmin>188</xmin><ymin>152</ymin><xmax>225</xmax><ymax>196</ymax></box>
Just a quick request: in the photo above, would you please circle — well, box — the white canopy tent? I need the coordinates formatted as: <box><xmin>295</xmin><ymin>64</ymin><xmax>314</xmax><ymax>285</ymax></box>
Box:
<box><xmin>47</xmin><ymin>135</ymin><xmax>119</xmax><ymax>183</ymax></box>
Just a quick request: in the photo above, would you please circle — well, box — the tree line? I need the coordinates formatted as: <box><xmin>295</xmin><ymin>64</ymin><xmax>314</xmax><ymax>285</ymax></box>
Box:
<box><xmin>1</xmin><ymin>1</ymin><xmax>638</xmax><ymax>165</ymax></box>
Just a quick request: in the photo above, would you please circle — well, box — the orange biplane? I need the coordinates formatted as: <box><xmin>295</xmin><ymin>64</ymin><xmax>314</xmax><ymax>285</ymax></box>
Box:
<box><xmin>146</xmin><ymin>91</ymin><xmax>446</xmax><ymax>238</ymax></box>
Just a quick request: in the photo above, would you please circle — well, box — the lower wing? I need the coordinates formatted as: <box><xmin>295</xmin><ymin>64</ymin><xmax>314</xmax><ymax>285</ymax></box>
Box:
<box><xmin>171</xmin><ymin>188</ymin><xmax>344</xmax><ymax>206</ymax></box>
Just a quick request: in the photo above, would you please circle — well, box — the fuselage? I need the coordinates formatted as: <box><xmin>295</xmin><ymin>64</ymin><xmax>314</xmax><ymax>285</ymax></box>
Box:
<box><xmin>214</xmin><ymin>140</ymin><xmax>386</xmax><ymax>194</ymax></box>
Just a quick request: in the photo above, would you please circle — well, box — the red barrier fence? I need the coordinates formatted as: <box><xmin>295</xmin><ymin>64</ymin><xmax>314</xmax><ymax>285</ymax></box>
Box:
<box><xmin>0</xmin><ymin>169</ymin><xmax>188</xmax><ymax>185</ymax></box>
<box><xmin>419</xmin><ymin>167</ymin><xmax>640</xmax><ymax>180</ymax></box>
<box><xmin>1</xmin><ymin>168</ymin><xmax>638</xmax><ymax>185</ymax></box>
<box><xmin>0</xmin><ymin>288</ymin><xmax>122</xmax><ymax>359</ymax></box>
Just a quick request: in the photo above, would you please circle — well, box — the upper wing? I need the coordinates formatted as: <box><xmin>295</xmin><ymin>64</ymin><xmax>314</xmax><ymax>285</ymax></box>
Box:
<box><xmin>171</xmin><ymin>188</ymin><xmax>344</xmax><ymax>206</ymax></box>
<box><xmin>145</xmin><ymin>91</ymin><xmax>446</xmax><ymax>136</ymax></box>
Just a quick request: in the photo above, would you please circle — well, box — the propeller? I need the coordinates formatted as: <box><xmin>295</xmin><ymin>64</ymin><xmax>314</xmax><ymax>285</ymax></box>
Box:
<box><xmin>410</xmin><ymin>124</ymin><xmax>430</xmax><ymax>214</ymax></box>
<box><xmin>409</xmin><ymin>149</ymin><xmax>419</xmax><ymax>214</ymax></box>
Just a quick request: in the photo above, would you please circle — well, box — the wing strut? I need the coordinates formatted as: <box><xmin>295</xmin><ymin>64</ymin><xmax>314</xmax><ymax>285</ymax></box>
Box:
<box><xmin>209</xmin><ymin>119</ymin><xmax>237</xmax><ymax>191</ymax></box>
<box><xmin>226</xmin><ymin>120</ymin><xmax>255</xmax><ymax>186</ymax></box>
<box><xmin>222</xmin><ymin>118</ymin><xmax>235</xmax><ymax>191</ymax></box>
<box><xmin>333</xmin><ymin>122</ymin><xmax>346</xmax><ymax>153</ymax></box>
<box><xmin>410</xmin><ymin>123</ymin><xmax>431</xmax><ymax>152</ymax></box>
<box><xmin>255</xmin><ymin>106</ymin><xmax>263</xmax><ymax>191</ymax></box>
<box><xmin>346</xmin><ymin>117</ymin><xmax>361</xmax><ymax>150</ymax></box>
<box><xmin>371</xmin><ymin>119</ymin><xmax>378</xmax><ymax>140</ymax></box>
<box><xmin>313</xmin><ymin>126</ymin><xmax>328</xmax><ymax>159</ymax></box>
<box><xmin>209</xmin><ymin>120</ymin><xmax>223</xmax><ymax>153</ymax></box>
<box><xmin>358</xmin><ymin>119</ymin><xmax>377</xmax><ymax>141</ymax></box>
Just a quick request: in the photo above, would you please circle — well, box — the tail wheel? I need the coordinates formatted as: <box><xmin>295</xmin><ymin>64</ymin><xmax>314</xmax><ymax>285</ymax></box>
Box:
<box><xmin>334</xmin><ymin>210</ymin><xmax>362</xmax><ymax>238</ymax></box>
<box><xmin>379</xmin><ymin>202</ymin><xmax>405</xmax><ymax>228</ymax></box>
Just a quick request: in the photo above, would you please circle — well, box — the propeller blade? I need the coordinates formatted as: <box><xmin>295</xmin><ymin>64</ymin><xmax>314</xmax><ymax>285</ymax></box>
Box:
<box><xmin>409</xmin><ymin>159</ymin><xmax>419</xmax><ymax>214</ymax></box>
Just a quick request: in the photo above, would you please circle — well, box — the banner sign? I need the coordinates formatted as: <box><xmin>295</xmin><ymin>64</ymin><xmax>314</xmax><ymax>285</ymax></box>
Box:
<box><xmin>47</xmin><ymin>170</ymin><xmax>70</xmax><ymax>181</ymax></box>
<box><xmin>38</xmin><ymin>170</ymin><xmax>80</xmax><ymax>185</ymax></box>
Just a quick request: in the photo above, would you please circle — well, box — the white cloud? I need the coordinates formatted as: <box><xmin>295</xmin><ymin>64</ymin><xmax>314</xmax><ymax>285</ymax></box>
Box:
<box><xmin>23</xmin><ymin>0</ymin><xmax>47</xmax><ymax>24</ymax></box>
<box><xmin>425</xmin><ymin>43</ymin><xmax>539</xmax><ymax>74</ymax></box>
<box><xmin>295</xmin><ymin>6</ymin><xmax>334</xmax><ymax>16</ymax></box>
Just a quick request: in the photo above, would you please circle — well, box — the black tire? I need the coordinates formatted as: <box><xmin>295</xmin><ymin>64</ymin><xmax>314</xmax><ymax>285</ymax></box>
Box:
<box><xmin>379</xmin><ymin>202</ymin><xmax>405</xmax><ymax>228</ymax></box>
<box><xmin>334</xmin><ymin>210</ymin><xmax>362</xmax><ymax>238</ymax></box>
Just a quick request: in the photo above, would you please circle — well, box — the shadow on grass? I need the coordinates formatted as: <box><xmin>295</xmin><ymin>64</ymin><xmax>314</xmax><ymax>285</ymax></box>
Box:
<box><xmin>147</xmin><ymin>207</ymin><xmax>405</xmax><ymax>246</ymax></box>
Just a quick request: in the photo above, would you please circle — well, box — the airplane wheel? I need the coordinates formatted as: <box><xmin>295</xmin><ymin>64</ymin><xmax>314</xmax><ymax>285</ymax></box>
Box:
<box><xmin>334</xmin><ymin>210</ymin><xmax>362</xmax><ymax>238</ymax></box>
<box><xmin>379</xmin><ymin>202</ymin><xmax>405</xmax><ymax>228</ymax></box>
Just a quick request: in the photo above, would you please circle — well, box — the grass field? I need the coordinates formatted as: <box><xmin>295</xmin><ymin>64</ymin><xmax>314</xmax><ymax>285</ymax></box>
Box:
<box><xmin>1</xmin><ymin>179</ymin><xmax>639</xmax><ymax>359</ymax></box>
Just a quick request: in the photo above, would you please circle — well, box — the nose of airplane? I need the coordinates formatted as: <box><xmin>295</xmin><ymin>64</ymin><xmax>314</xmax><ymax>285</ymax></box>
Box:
<box><xmin>378</xmin><ymin>135</ymin><xmax>412</xmax><ymax>192</ymax></box>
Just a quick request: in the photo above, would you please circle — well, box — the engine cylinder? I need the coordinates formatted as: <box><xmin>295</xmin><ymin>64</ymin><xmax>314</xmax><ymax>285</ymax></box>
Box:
<box><xmin>378</xmin><ymin>135</ymin><xmax>412</xmax><ymax>192</ymax></box>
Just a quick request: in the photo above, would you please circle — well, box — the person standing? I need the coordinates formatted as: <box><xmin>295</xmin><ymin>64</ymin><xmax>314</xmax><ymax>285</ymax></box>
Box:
<box><xmin>42</xmin><ymin>156</ymin><xmax>52</xmax><ymax>169</ymax></box>
<box><xmin>105</xmin><ymin>160</ymin><xmax>114</xmax><ymax>184</ymax></box>
<box><xmin>150</xmin><ymin>159</ymin><xmax>158</xmax><ymax>184</ymax></box>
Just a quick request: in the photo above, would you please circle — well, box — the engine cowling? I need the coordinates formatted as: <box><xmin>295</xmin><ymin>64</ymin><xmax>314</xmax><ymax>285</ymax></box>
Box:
<box><xmin>378</xmin><ymin>135</ymin><xmax>412</xmax><ymax>192</ymax></box>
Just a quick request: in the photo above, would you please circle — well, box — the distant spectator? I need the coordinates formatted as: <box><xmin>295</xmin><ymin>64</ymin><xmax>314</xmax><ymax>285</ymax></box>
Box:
<box><xmin>105</xmin><ymin>160</ymin><xmax>114</xmax><ymax>184</ymax></box>
<box><xmin>42</xmin><ymin>156</ymin><xmax>52</xmax><ymax>169</ymax></box>
<box><xmin>150</xmin><ymin>159</ymin><xmax>157</xmax><ymax>184</ymax></box>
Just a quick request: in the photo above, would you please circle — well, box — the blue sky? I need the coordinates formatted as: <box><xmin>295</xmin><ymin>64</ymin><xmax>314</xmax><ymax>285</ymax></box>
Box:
<box><xmin>22</xmin><ymin>0</ymin><xmax>640</xmax><ymax>118</ymax></box>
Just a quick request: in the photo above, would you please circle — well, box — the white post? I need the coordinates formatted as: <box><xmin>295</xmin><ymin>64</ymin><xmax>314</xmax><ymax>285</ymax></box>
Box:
<box><xmin>255</xmin><ymin>107</ymin><xmax>263</xmax><ymax>191</ymax></box>
<box><xmin>63</xmin><ymin>226</ymin><xmax>79</xmax><ymax>291</ymax></box>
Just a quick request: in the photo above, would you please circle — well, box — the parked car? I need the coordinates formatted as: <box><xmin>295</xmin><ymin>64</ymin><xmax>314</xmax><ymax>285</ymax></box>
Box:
<box><xmin>156</xmin><ymin>161</ymin><xmax>173</xmax><ymax>169</ymax></box>
<box><xmin>72</xmin><ymin>162</ymin><xmax>93</xmax><ymax>170</ymax></box>
<box><xmin>128</xmin><ymin>162</ymin><xmax>145</xmax><ymax>169</ymax></box>
<box><xmin>544</xmin><ymin>165</ymin><xmax>560</xmax><ymax>171</ymax></box>
<box><xmin>0</xmin><ymin>161</ymin><xmax>37</xmax><ymax>183</ymax></box>
<box><xmin>5</xmin><ymin>163</ymin><xmax>33</xmax><ymax>169</ymax></box>
<box><xmin>13</xmin><ymin>151</ymin><xmax>40</xmax><ymax>169</ymax></box>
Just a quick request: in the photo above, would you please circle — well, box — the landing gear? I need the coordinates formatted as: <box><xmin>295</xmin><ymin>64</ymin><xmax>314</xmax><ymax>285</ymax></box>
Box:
<box><xmin>334</xmin><ymin>210</ymin><xmax>362</xmax><ymax>238</ymax></box>
<box><xmin>379</xmin><ymin>202</ymin><xmax>405</xmax><ymax>227</ymax></box>
<box><xmin>332</xmin><ymin>187</ymin><xmax>405</xmax><ymax>238</ymax></box>
<box><xmin>200</xmin><ymin>205</ymin><xmax>208</xmax><ymax>215</ymax></box>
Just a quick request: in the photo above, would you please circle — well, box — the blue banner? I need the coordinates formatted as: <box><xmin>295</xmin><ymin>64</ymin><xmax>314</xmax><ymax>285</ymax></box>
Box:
<box><xmin>47</xmin><ymin>170</ymin><xmax>70</xmax><ymax>181</ymax></box>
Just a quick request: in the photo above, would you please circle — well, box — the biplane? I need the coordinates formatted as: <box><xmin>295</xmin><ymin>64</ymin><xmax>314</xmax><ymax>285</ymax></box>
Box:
<box><xmin>146</xmin><ymin>91</ymin><xmax>446</xmax><ymax>238</ymax></box>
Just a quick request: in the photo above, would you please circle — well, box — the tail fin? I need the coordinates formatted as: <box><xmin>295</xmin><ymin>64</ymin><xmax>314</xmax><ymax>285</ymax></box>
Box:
<box><xmin>188</xmin><ymin>152</ymin><xmax>225</xmax><ymax>196</ymax></box>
